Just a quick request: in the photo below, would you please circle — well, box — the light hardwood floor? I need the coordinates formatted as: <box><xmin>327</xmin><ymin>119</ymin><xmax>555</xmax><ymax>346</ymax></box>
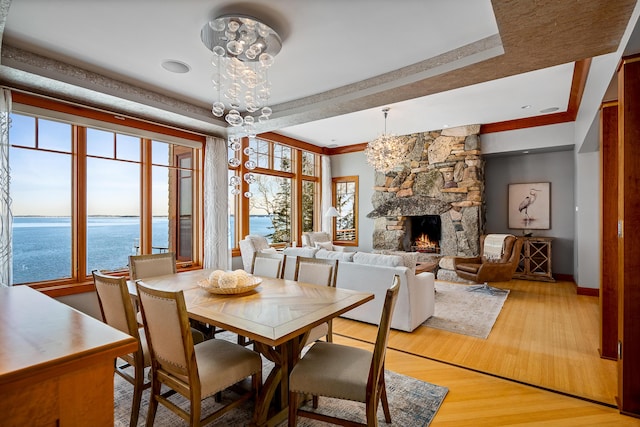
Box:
<box><xmin>332</xmin><ymin>278</ymin><xmax>640</xmax><ymax>426</ymax></box>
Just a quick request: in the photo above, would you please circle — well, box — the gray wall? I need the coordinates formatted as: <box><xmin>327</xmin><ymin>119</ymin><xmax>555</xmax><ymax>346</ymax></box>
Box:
<box><xmin>484</xmin><ymin>150</ymin><xmax>575</xmax><ymax>275</ymax></box>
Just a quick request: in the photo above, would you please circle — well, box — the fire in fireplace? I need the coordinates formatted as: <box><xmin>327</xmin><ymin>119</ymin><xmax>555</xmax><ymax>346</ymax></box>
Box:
<box><xmin>403</xmin><ymin>215</ymin><xmax>441</xmax><ymax>253</ymax></box>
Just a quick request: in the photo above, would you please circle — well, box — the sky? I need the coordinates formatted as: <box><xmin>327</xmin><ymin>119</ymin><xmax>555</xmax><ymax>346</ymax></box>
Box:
<box><xmin>9</xmin><ymin>113</ymin><xmax>171</xmax><ymax>216</ymax></box>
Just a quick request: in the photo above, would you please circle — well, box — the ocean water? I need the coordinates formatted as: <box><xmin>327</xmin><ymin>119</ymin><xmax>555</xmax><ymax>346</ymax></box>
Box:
<box><xmin>12</xmin><ymin>215</ymin><xmax>275</xmax><ymax>285</ymax></box>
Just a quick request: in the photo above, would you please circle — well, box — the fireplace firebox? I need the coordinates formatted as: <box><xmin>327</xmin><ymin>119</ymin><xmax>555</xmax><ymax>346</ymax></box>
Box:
<box><xmin>402</xmin><ymin>215</ymin><xmax>441</xmax><ymax>253</ymax></box>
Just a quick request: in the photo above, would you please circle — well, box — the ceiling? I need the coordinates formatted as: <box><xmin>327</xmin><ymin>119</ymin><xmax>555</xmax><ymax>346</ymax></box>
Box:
<box><xmin>0</xmin><ymin>0</ymin><xmax>639</xmax><ymax>149</ymax></box>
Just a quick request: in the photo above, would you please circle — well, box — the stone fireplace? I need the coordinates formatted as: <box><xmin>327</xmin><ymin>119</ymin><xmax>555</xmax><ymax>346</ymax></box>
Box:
<box><xmin>367</xmin><ymin>124</ymin><xmax>484</xmax><ymax>258</ymax></box>
<box><xmin>402</xmin><ymin>215</ymin><xmax>441</xmax><ymax>252</ymax></box>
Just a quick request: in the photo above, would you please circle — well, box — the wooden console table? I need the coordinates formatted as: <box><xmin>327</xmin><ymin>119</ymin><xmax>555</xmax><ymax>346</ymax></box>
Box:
<box><xmin>0</xmin><ymin>286</ymin><xmax>137</xmax><ymax>426</ymax></box>
<box><xmin>513</xmin><ymin>236</ymin><xmax>555</xmax><ymax>282</ymax></box>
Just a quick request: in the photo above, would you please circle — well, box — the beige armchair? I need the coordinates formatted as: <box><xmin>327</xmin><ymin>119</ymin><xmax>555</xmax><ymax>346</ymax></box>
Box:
<box><xmin>301</xmin><ymin>231</ymin><xmax>332</xmax><ymax>248</ymax></box>
<box><xmin>453</xmin><ymin>234</ymin><xmax>523</xmax><ymax>294</ymax></box>
<box><xmin>239</xmin><ymin>234</ymin><xmax>271</xmax><ymax>272</ymax></box>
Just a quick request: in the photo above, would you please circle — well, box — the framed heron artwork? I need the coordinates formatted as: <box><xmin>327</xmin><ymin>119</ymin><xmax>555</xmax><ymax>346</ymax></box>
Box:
<box><xmin>508</xmin><ymin>182</ymin><xmax>550</xmax><ymax>229</ymax></box>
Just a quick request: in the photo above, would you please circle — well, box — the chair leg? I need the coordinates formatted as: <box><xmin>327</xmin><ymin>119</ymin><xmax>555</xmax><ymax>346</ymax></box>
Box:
<box><xmin>129</xmin><ymin>366</ymin><xmax>145</xmax><ymax>427</ymax></box>
<box><xmin>380</xmin><ymin>376</ymin><xmax>391</xmax><ymax>423</ymax></box>
<box><xmin>365</xmin><ymin>398</ymin><xmax>380</xmax><ymax>427</ymax></box>
<box><xmin>145</xmin><ymin>379</ymin><xmax>160</xmax><ymax>427</ymax></box>
<box><xmin>190</xmin><ymin>395</ymin><xmax>202</xmax><ymax>427</ymax></box>
<box><xmin>467</xmin><ymin>282</ymin><xmax>508</xmax><ymax>295</ymax></box>
<box><xmin>288</xmin><ymin>391</ymin><xmax>298</xmax><ymax>427</ymax></box>
<box><xmin>327</xmin><ymin>320</ymin><xmax>333</xmax><ymax>343</ymax></box>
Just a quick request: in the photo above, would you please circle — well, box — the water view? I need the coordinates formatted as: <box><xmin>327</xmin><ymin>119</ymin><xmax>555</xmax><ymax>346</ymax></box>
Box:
<box><xmin>12</xmin><ymin>215</ymin><xmax>275</xmax><ymax>284</ymax></box>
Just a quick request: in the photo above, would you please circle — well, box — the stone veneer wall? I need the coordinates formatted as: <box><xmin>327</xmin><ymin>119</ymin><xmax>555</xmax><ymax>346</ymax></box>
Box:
<box><xmin>367</xmin><ymin>124</ymin><xmax>484</xmax><ymax>257</ymax></box>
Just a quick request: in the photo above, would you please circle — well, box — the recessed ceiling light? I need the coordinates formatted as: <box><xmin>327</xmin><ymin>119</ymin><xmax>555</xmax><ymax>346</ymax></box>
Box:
<box><xmin>521</xmin><ymin>105</ymin><xmax>531</xmax><ymax>109</ymax></box>
<box><xmin>523</xmin><ymin>150</ymin><xmax>529</xmax><ymax>154</ymax></box>
<box><xmin>443</xmin><ymin>124</ymin><xmax>449</xmax><ymax>128</ymax></box>
<box><xmin>540</xmin><ymin>106</ymin><xmax>559</xmax><ymax>113</ymax></box>
<box><xmin>328</xmin><ymin>144</ymin><xmax>338</xmax><ymax>148</ymax></box>
<box><xmin>161</xmin><ymin>60</ymin><xmax>191</xmax><ymax>74</ymax></box>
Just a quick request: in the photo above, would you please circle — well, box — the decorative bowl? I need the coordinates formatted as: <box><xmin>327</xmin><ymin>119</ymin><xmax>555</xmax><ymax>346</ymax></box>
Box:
<box><xmin>198</xmin><ymin>276</ymin><xmax>262</xmax><ymax>295</ymax></box>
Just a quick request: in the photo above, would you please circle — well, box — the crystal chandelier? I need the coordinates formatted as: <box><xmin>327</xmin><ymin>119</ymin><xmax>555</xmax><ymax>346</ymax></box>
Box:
<box><xmin>364</xmin><ymin>108</ymin><xmax>407</xmax><ymax>173</ymax></box>
<box><xmin>201</xmin><ymin>14</ymin><xmax>282</xmax><ymax>198</ymax></box>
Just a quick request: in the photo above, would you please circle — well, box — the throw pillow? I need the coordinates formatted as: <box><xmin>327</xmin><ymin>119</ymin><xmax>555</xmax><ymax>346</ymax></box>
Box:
<box><xmin>282</xmin><ymin>247</ymin><xmax>319</xmax><ymax>258</ymax></box>
<box><xmin>314</xmin><ymin>241</ymin><xmax>334</xmax><ymax>251</ymax></box>
<box><xmin>315</xmin><ymin>249</ymin><xmax>355</xmax><ymax>262</ymax></box>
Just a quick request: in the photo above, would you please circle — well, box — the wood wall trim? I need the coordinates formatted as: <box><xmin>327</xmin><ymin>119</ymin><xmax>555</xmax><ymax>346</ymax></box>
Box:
<box><xmin>599</xmin><ymin>102</ymin><xmax>619</xmax><ymax>360</ymax></box>
<box><xmin>554</xmin><ymin>273</ymin><xmax>575</xmax><ymax>283</ymax></box>
<box><xmin>577</xmin><ymin>286</ymin><xmax>599</xmax><ymax>297</ymax></box>
<box><xmin>326</xmin><ymin>143</ymin><xmax>368</xmax><ymax>156</ymax></box>
<box><xmin>258</xmin><ymin>131</ymin><xmax>327</xmax><ymax>154</ymax></box>
<box><xmin>316</xmin><ymin>59</ymin><xmax>592</xmax><ymax>154</ymax></box>
<box><xmin>617</xmin><ymin>56</ymin><xmax>640</xmax><ymax>417</ymax></box>
<box><xmin>480</xmin><ymin>59</ymin><xmax>591</xmax><ymax>134</ymax></box>
<box><xmin>11</xmin><ymin>91</ymin><xmax>206</xmax><ymax>143</ymax></box>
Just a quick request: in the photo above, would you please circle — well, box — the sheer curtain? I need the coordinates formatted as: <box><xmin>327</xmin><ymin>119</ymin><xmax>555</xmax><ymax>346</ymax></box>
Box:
<box><xmin>203</xmin><ymin>136</ymin><xmax>229</xmax><ymax>270</ymax></box>
<box><xmin>0</xmin><ymin>89</ymin><xmax>11</xmax><ymax>287</ymax></box>
<box><xmin>321</xmin><ymin>154</ymin><xmax>332</xmax><ymax>234</ymax></box>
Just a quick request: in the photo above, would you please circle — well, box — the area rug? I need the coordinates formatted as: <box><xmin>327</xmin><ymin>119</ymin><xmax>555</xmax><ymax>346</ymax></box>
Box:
<box><xmin>422</xmin><ymin>281</ymin><xmax>509</xmax><ymax>339</ymax></box>
<box><xmin>114</xmin><ymin>363</ymin><xmax>448</xmax><ymax>426</ymax></box>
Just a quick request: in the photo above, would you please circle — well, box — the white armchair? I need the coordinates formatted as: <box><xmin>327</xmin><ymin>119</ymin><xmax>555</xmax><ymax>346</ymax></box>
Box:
<box><xmin>301</xmin><ymin>231</ymin><xmax>332</xmax><ymax>248</ymax></box>
<box><xmin>238</xmin><ymin>235</ymin><xmax>272</xmax><ymax>272</ymax></box>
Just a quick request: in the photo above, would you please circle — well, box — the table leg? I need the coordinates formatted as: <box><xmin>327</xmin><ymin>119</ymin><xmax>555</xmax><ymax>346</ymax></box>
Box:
<box><xmin>251</xmin><ymin>332</ymin><xmax>309</xmax><ymax>426</ymax></box>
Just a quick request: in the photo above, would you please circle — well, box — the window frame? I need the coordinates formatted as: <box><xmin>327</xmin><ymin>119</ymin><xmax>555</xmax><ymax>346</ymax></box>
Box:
<box><xmin>229</xmin><ymin>133</ymin><xmax>322</xmax><ymax>255</ymax></box>
<box><xmin>332</xmin><ymin>175</ymin><xmax>359</xmax><ymax>246</ymax></box>
<box><xmin>10</xmin><ymin>92</ymin><xmax>205</xmax><ymax>296</ymax></box>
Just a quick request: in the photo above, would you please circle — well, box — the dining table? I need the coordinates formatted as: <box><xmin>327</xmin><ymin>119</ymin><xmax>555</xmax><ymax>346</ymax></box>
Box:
<box><xmin>127</xmin><ymin>268</ymin><xmax>374</xmax><ymax>426</ymax></box>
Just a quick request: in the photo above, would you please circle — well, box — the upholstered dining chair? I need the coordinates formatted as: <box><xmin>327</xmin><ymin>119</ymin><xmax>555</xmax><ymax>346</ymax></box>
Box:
<box><xmin>288</xmin><ymin>275</ymin><xmax>400</xmax><ymax>427</ymax></box>
<box><xmin>251</xmin><ymin>251</ymin><xmax>284</xmax><ymax>278</ymax></box>
<box><xmin>453</xmin><ymin>234</ymin><xmax>523</xmax><ymax>295</ymax></box>
<box><xmin>129</xmin><ymin>252</ymin><xmax>207</xmax><ymax>342</ymax></box>
<box><xmin>294</xmin><ymin>256</ymin><xmax>339</xmax><ymax>344</ymax></box>
<box><xmin>92</xmin><ymin>270</ymin><xmax>151</xmax><ymax>427</ymax></box>
<box><xmin>128</xmin><ymin>251</ymin><xmax>176</xmax><ymax>280</ymax></box>
<box><xmin>135</xmin><ymin>281</ymin><xmax>262</xmax><ymax>427</ymax></box>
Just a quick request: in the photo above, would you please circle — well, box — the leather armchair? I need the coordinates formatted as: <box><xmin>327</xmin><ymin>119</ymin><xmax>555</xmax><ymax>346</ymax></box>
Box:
<box><xmin>453</xmin><ymin>234</ymin><xmax>523</xmax><ymax>294</ymax></box>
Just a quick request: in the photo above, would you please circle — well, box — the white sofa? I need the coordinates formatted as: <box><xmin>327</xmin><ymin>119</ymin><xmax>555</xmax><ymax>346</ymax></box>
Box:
<box><xmin>280</xmin><ymin>247</ymin><xmax>435</xmax><ymax>332</ymax></box>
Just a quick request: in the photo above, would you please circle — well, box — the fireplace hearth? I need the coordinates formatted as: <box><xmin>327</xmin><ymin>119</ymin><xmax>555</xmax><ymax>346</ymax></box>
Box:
<box><xmin>403</xmin><ymin>215</ymin><xmax>441</xmax><ymax>253</ymax></box>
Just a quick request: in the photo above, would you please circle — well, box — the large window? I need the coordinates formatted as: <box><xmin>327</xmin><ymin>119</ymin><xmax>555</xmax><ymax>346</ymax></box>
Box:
<box><xmin>9</xmin><ymin>107</ymin><xmax>202</xmax><ymax>287</ymax></box>
<box><xmin>228</xmin><ymin>135</ymin><xmax>320</xmax><ymax>248</ymax></box>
